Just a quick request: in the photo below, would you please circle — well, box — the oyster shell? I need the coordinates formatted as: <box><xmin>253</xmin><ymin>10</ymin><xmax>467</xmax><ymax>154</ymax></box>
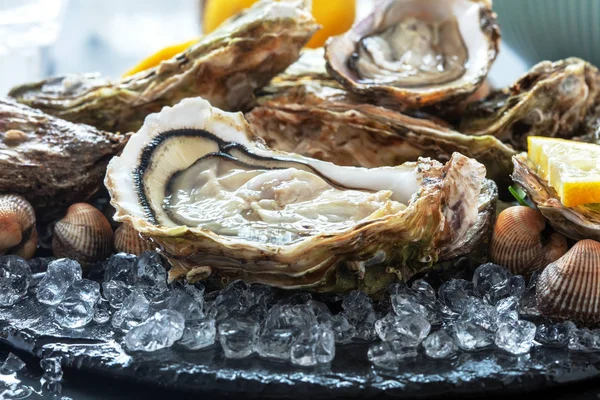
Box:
<box><xmin>325</xmin><ymin>0</ymin><xmax>500</xmax><ymax>108</ymax></box>
<box><xmin>248</xmin><ymin>50</ymin><xmax>516</xmax><ymax>186</ymax></box>
<box><xmin>105</xmin><ymin>97</ymin><xmax>497</xmax><ymax>293</ymax></box>
<box><xmin>9</xmin><ymin>0</ymin><xmax>318</xmax><ymax>133</ymax></box>
<box><xmin>512</xmin><ymin>153</ymin><xmax>600</xmax><ymax>241</ymax></box>
<box><xmin>0</xmin><ymin>98</ymin><xmax>126</xmax><ymax>222</ymax></box>
<box><xmin>460</xmin><ymin>58</ymin><xmax>600</xmax><ymax>150</ymax></box>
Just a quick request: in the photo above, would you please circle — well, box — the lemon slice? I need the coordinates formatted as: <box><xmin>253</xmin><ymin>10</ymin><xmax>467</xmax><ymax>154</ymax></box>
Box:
<box><xmin>527</xmin><ymin>136</ymin><xmax>600</xmax><ymax>207</ymax></box>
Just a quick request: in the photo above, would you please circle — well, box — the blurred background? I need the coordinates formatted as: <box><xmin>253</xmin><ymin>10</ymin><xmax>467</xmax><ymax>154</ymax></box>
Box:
<box><xmin>0</xmin><ymin>0</ymin><xmax>575</xmax><ymax>95</ymax></box>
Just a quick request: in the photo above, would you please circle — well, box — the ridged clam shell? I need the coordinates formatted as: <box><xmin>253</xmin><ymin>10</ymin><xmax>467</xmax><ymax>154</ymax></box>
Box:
<box><xmin>52</xmin><ymin>203</ymin><xmax>114</xmax><ymax>266</ymax></box>
<box><xmin>537</xmin><ymin>239</ymin><xmax>600</xmax><ymax>324</ymax></box>
<box><xmin>114</xmin><ymin>223</ymin><xmax>155</xmax><ymax>255</ymax></box>
<box><xmin>489</xmin><ymin>206</ymin><xmax>567</xmax><ymax>276</ymax></box>
<box><xmin>0</xmin><ymin>194</ymin><xmax>37</xmax><ymax>259</ymax></box>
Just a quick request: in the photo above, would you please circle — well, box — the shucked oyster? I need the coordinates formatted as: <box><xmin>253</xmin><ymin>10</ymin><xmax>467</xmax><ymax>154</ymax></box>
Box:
<box><xmin>512</xmin><ymin>154</ymin><xmax>600</xmax><ymax>241</ymax></box>
<box><xmin>9</xmin><ymin>0</ymin><xmax>318</xmax><ymax>133</ymax></box>
<box><xmin>0</xmin><ymin>99</ymin><xmax>126</xmax><ymax>222</ymax></box>
<box><xmin>325</xmin><ymin>0</ymin><xmax>500</xmax><ymax>108</ymax></box>
<box><xmin>460</xmin><ymin>58</ymin><xmax>600</xmax><ymax>150</ymax></box>
<box><xmin>105</xmin><ymin>97</ymin><xmax>497</xmax><ymax>293</ymax></box>
<box><xmin>249</xmin><ymin>50</ymin><xmax>516</xmax><ymax>187</ymax></box>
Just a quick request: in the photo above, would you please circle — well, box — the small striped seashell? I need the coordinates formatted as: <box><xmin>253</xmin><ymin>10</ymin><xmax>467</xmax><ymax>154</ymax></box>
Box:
<box><xmin>537</xmin><ymin>239</ymin><xmax>600</xmax><ymax>325</ymax></box>
<box><xmin>114</xmin><ymin>223</ymin><xmax>155</xmax><ymax>255</ymax></box>
<box><xmin>0</xmin><ymin>194</ymin><xmax>37</xmax><ymax>259</ymax></box>
<box><xmin>489</xmin><ymin>206</ymin><xmax>568</xmax><ymax>276</ymax></box>
<box><xmin>53</xmin><ymin>203</ymin><xmax>114</xmax><ymax>266</ymax></box>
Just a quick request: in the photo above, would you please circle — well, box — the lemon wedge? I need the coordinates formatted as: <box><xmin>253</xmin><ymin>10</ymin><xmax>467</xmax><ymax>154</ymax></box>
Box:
<box><xmin>527</xmin><ymin>136</ymin><xmax>600</xmax><ymax>207</ymax></box>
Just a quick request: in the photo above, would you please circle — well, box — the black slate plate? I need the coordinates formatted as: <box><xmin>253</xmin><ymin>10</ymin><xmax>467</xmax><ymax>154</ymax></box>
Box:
<box><xmin>2</xmin><ymin>297</ymin><xmax>600</xmax><ymax>399</ymax></box>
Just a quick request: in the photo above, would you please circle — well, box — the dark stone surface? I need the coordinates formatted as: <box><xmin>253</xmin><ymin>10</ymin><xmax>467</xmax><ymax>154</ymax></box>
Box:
<box><xmin>2</xmin><ymin>297</ymin><xmax>600</xmax><ymax>399</ymax></box>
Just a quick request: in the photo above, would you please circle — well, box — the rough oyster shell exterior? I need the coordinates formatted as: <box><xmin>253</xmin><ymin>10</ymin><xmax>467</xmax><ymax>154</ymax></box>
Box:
<box><xmin>9</xmin><ymin>0</ymin><xmax>319</xmax><ymax>133</ymax></box>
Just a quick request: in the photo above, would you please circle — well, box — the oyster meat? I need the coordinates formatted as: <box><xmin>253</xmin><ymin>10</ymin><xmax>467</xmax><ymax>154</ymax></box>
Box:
<box><xmin>325</xmin><ymin>0</ymin><xmax>500</xmax><ymax>108</ymax></box>
<box><xmin>0</xmin><ymin>99</ymin><xmax>126</xmax><ymax>222</ymax></box>
<box><xmin>106</xmin><ymin>97</ymin><xmax>497</xmax><ymax>293</ymax></box>
<box><xmin>460</xmin><ymin>58</ymin><xmax>600</xmax><ymax>150</ymax></box>
<box><xmin>9</xmin><ymin>0</ymin><xmax>318</xmax><ymax>133</ymax></box>
<box><xmin>249</xmin><ymin>50</ymin><xmax>516</xmax><ymax>187</ymax></box>
<box><xmin>512</xmin><ymin>153</ymin><xmax>600</xmax><ymax>242</ymax></box>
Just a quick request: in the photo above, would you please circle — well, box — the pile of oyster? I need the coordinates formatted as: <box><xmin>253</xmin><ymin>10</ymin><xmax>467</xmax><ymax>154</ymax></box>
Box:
<box><xmin>2</xmin><ymin>0</ymin><xmax>600</xmax><ymax>367</ymax></box>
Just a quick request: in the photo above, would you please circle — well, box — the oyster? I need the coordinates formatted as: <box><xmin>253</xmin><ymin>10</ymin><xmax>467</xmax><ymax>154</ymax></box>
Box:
<box><xmin>0</xmin><ymin>98</ymin><xmax>126</xmax><ymax>222</ymax></box>
<box><xmin>460</xmin><ymin>58</ymin><xmax>600</xmax><ymax>150</ymax></box>
<box><xmin>249</xmin><ymin>50</ymin><xmax>516</xmax><ymax>186</ymax></box>
<box><xmin>105</xmin><ymin>97</ymin><xmax>497</xmax><ymax>293</ymax></box>
<box><xmin>325</xmin><ymin>0</ymin><xmax>500</xmax><ymax>108</ymax></box>
<box><xmin>512</xmin><ymin>153</ymin><xmax>600</xmax><ymax>241</ymax></box>
<box><xmin>9</xmin><ymin>0</ymin><xmax>318</xmax><ymax>133</ymax></box>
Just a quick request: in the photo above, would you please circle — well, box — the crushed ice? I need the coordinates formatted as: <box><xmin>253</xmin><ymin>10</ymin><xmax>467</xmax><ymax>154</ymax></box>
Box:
<box><xmin>3</xmin><ymin>252</ymin><xmax>600</xmax><ymax>370</ymax></box>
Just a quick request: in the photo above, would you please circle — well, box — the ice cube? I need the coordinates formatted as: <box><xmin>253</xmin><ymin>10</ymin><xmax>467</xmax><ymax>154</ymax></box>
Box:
<box><xmin>535</xmin><ymin>321</ymin><xmax>575</xmax><ymax>348</ymax></box>
<box><xmin>183</xmin><ymin>282</ymin><xmax>205</xmax><ymax>305</ymax></box>
<box><xmin>111</xmin><ymin>288</ymin><xmax>150</xmax><ymax>332</ymax></box>
<box><xmin>438</xmin><ymin>279</ymin><xmax>475</xmax><ymax>314</ymax></box>
<box><xmin>367</xmin><ymin>341</ymin><xmax>418</xmax><ymax>369</ymax></box>
<box><xmin>291</xmin><ymin>325</ymin><xmax>318</xmax><ymax>367</ymax></box>
<box><xmin>0</xmin><ymin>255</ymin><xmax>31</xmax><ymax>307</ymax></box>
<box><xmin>40</xmin><ymin>357</ymin><xmax>62</xmax><ymax>381</ymax></box>
<box><xmin>36</xmin><ymin>259</ymin><xmax>81</xmax><ymax>306</ymax></box>
<box><xmin>452</xmin><ymin>320</ymin><xmax>494</xmax><ymax>351</ymax></box>
<box><xmin>103</xmin><ymin>253</ymin><xmax>136</xmax><ymax>283</ymax></box>
<box><xmin>0</xmin><ymin>352</ymin><xmax>26</xmax><ymax>374</ymax></box>
<box><xmin>391</xmin><ymin>293</ymin><xmax>439</xmax><ymax>325</ymax></box>
<box><xmin>352</xmin><ymin>309</ymin><xmax>378</xmax><ymax>341</ymax></box>
<box><xmin>212</xmin><ymin>280</ymin><xmax>251</xmax><ymax>321</ymax></box>
<box><xmin>341</xmin><ymin>290</ymin><xmax>374</xmax><ymax>324</ymax></box>
<box><xmin>257</xmin><ymin>328</ymin><xmax>295</xmax><ymax>361</ymax></box>
<box><xmin>459</xmin><ymin>298</ymin><xmax>496</xmax><ymax>331</ymax></box>
<box><xmin>247</xmin><ymin>304</ymin><xmax>268</xmax><ymax>324</ymax></box>
<box><xmin>331</xmin><ymin>314</ymin><xmax>356</xmax><ymax>344</ymax></box>
<box><xmin>494</xmin><ymin>296</ymin><xmax>519</xmax><ymax>327</ymax></box>
<box><xmin>131</xmin><ymin>251</ymin><xmax>167</xmax><ymax>299</ymax></box>
<box><xmin>308</xmin><ymin>300</ymin><xmax>332</xmax><ymax>326</ymax></box>
<box><xmin>472</xmin><ymin>263</ymin><xmax>511</xmax><ymax>300</ymax></box>
<box><xmin>93</xmin><ymin>299</ymin><xmax>111</xmax><ymax>324</ymax></box>
<box><xmin>102</xmin><ymin>280</ymin><xmax>132</xmax><ymax>309</ymax></box>
<box><xmin>165</xmin><ymin>288</ymin><xmax>204</xmax><ymax>321</ymax></box>
<box><xmin>54</xmin><ymin>279</ymin><xmax>100</xmax><ymax>329</ymax></box>
<box><xmin>411</xmin><ymin>279</ymin><xmax>436</xmax><ymax>302</ymax></box>
<box><xmin>179</xmin><ymin>318</ymin><xmax>216</xmax><ymax>350</ymax></box>
<box><xmin>125</xmin><ymin>309</ymin><xmax>185</xmax><ymax>352</ymax></box>
<box><xmin>494</xmin><ymin>320</ymin><xmax>536</xmax><ymax>355</ymax></box>
<box><xmin>519</xmin><ymin>272</ymin><xmax>541</xmax><ymax>317</ymax></box>
<box><xmin>246</xmin><ymin>284</ymin><xmax>274</xmax><ymax>308</ymax></box>
<box><xmin>218</xmin><ymin>317</ymin><xmax>260</xmax><ymax>359</ymax></box>
<box><xmin>374</xmin><ymin>314</ymin><xmax>431</xmax><ymax>345</ymax></box>
<box><xmin>316</xmin><ymin>324</ymin><xmax>335</xmax><ymax>364</ymax></box>
<box><xmin>422</xmin><ymin>330</ymin><xmax>457</xmax><ymax>359</ymax></box>
<box><xmin>568</xmin><ymin>328</ymin><xmax>600</xmax><ymax>352</ymax></box>
<box><xmin>264</xmin><ymin>304</ymin><xmax>317</xmax><ymax>331</ymax></box>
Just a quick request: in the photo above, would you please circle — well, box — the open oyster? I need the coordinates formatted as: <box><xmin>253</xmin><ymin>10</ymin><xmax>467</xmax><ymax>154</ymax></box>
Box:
<box><xmin>512</xmin><ymin>153</ymin><xmax>600</xmax><ymax>241</ymax></box>
<box><xmin>460</xmin><ymin>58</ymin><xmax>600</xmax><ymax>150</ymax></box>
<box><xmin>105</xmin><ymin>97</ymin><xmax>497</xmax><ymax>293</ymax></box>
<box><xmin>9</xmin><ymin>0</ymin><xmax>318</xmax><ymax>133</ymax></box>
<box><xmin>325</xmin><ymin>0</ymin><xmax>500</xmax><ymax>108</ymax></box>
<box><xmin>0</xmin><ymin>99</ymin><xmax>126</xmax><ymax>222</ymax></box>
<box><xmin>249</xmin><ymin>50</ymin><xmax>516</xmax><ymax>186</ymax></box>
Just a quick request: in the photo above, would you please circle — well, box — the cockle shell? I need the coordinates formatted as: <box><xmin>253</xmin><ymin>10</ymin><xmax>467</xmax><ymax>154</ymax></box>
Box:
<box><xmin>53</xmin><ymin>203</ymin><xmax>114</xmax><ymax>266</ymax></box>
<box><xmin>537</xmin><ymin>239</ymin><xmax>600</xmax><ymax>324</ymax></box>
<box><xmin>114</xmin><ymin>223</ymin><xmax>155</xmax><ymax>256</ymax></box>
<box><xmin>0</xmin><ymin>194</ymin><xmax>37</xmax><ymax>259</ymax></box>
<box><xmin>489</xmin><ymin>206</ymin><xmax>568</xmax><ymax>276</ymax></box>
